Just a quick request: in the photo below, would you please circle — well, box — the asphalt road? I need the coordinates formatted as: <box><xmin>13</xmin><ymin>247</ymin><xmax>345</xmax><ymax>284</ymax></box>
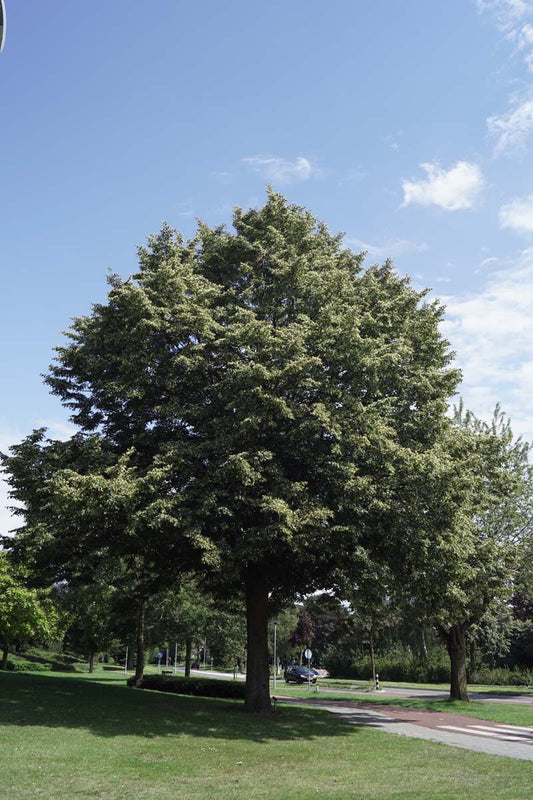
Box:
<box><xmin>179</xmin><ymin>668</ymin><xmax>533</xmax><ymax>705</ymax></box>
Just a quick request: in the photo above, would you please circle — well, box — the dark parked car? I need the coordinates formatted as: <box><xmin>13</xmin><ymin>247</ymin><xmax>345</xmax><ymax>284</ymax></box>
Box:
<box><xmin>284</xmin><ymin>665</ymin><xmax>317</xmax><ymax>684</ymax></box>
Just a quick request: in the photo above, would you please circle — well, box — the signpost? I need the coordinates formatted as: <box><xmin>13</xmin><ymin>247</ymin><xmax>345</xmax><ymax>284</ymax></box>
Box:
<box><xmin>304</xmin><ymin>648</ymin><xmax>313</xmax><ymax>690</ymax></box>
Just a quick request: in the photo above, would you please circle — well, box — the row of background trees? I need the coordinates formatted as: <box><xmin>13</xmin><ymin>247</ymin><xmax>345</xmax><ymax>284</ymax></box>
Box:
<box><xmin>2</xmin><ymin>572</ymin><xmax>532</xmax><ymax>687</ymax></box>
<box><xmin>1</xmin><ymin>192</ymin><xmax>532</xmax><ymax>709</ymax></box>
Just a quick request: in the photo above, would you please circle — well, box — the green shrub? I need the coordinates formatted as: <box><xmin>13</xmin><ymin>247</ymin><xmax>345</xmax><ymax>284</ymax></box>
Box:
<box><xmin>4</xmin><ymin>648</ymin><xmax>90</xmax><ymax>674</ymax></box>
<box><xmin>324</xmin><ymin>648</ymin><xmax>450</xmax><ymax>683</ymax></box>
<box><xmin>324</xmin><ymin>647</ymin><xmax>533</xmax><ymax>686</ymax></box>
<box><xmin>129</xmin><ymin>674</ymin><xmax>246</xmax><ymax>700</ymax></box>
<box><xmin>469</xmin><ymin>666</ymin><xmax>533</xmax><ymax>687</ymax></box>
<box><xmin>6</xmin><ymin>659</ymin><xmax>51</xmax><ymax>672</ymax></box>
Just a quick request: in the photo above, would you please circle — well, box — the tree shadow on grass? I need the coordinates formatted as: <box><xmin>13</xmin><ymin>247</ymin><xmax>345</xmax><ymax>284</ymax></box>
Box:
<box><xmin>0</xmin><ymin>671</ymin><xmax>355</xmax><ymax>744</ymax></box>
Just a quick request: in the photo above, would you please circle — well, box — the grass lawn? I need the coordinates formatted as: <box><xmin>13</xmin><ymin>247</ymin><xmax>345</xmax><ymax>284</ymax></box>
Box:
<box><xmin>317</xmin><ymin>678</ymin><xmax>533</xmax><ymax>695</ymax></box>
<box><xmin>275</xmin><ymin>685</ymin><xmax>533</xmax><ymax>726</ymax></box>
<box><xmin>1</xmin><ymin>670</ymin><xmax>532</xmax><ymax>800</ymax></box>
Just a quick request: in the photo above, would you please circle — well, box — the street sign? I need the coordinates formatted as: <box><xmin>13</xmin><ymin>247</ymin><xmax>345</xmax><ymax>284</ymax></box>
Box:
<box><xmin>304</xmin><ymin>648</ymin><xmax>312</xmax><ymax>660</ymax></box>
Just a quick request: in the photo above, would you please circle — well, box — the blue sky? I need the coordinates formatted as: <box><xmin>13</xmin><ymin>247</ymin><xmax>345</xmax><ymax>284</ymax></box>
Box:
<box><xmin>2</xmin><ymin>0</ymin><xmax>533</xmax><ymax>533</ymax></box>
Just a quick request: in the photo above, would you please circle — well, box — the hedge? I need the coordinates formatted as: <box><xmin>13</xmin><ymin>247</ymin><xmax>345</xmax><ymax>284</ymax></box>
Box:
<box><xmin>128</xmin><ymin>674</ymin><xmax>246</xmax><ymax>699</ymax></box>
<box><xmin>324</xmin><ymin>649</ymin><xmax>533</xmax><ymax>686</ymax></box>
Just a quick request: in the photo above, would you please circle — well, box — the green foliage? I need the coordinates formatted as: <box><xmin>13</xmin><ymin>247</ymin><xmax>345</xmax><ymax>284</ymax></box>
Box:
<box><xmin>0</xmin><ymin>553</ymin><xmax>59</xmax><ymax>667</ymax></box>
<box><xmin>41</xmin><ymin>191</ymin><xmax>458</xmax><ymax>593</ymax></box>
<box><xmin>130</xmin><ymin>673</ymin><xmax>246</xmax><ymax>699</ymax></box>
<box><xmin>58</xmin><ymin>582</ymin><xmax>119</xmax><ymax>668</ymax></box>
<box><xmin>468</xmin><ymin>666</ymin><xmax>533</xmax><ymax>687</ymax></box>
<box><xmin>4</xmin><ymin>646</ymin><xmax>90</xmax><ymax>673</ymax></box>
<box><xmin>3</xmin><ymin>192</ymin><xmax>462</xmax><ymax>710</ymax></box>
<box><xmin>301</xmin><ymin>594</ymin><xmax>351</xmax><ymax>666</ymax></box>
<box><xmin>323</xmin><ymin>646</ymin><xmax>533</xmax><ymax>686</ymax></box>
<box><xmin>324</xmin><ymin>647</ymin><xmax>451</xmax><ymax>684</ymax></box>
<box><xmin>145</xmin><ymin>579</ymin><xmax>247</xmax><ymax>669</ymax></box>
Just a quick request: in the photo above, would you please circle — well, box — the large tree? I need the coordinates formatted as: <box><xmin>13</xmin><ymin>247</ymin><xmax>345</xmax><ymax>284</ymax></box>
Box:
<box><xmin>2</xmin><ymin>432</ymin><xmax>211</xmax><ymax>684</ymax></box>
<box><xmin>401</xmin><ymin>406</ymin><xmax>533</xmax><ymax>700</ymax></box>
<box><xmin>21</xmin><ymin>192</ymin><xmax>458</xmax><ymax>712</ymax></box>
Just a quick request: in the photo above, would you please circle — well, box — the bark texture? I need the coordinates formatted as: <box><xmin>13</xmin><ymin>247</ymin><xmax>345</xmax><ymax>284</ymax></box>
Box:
<box><xmin>127</xmin><ymin>644</ymin><xmax>134</xmax><ymax>671</ymax></box>
<box><xmin>133</xmin><ymin>598</ymin><xmax>146</xmax><ymax>686</ymax></box>
<box><xmin>245</xmin><ymin>569</ymin><xmax>272</xmax><ymax>713</ymax></box>
<box><xmin>369</xmin><ymin>628</ymin><xmax>376</xmax><ymax>685</ymax></box>
<box><xmin>185</xmin><ymin>638</ymin><xmax>192</xmax><ymax>677</ymax></box>
<box><xmin>447</xmin><ymin>622</ymin><xmax>469</xmax><ymax>701</ymax></box>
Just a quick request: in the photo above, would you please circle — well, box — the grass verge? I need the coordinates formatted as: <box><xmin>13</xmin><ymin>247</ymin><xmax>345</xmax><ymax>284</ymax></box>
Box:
<box><xmin>0</xmin><ymin>670</ymin><xmax>532</xmax><ymax>800</ymax></box>
<box><xmin>319</xmin><ymin>678</ymin><xmax>533</xmax><ymax>694</ymax></box>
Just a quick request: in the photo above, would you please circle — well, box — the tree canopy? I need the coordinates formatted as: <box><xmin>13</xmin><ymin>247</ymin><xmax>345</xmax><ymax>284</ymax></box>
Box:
<box><xmin>0</xmin><ymin>553</ymin><xmax>57</xmax><ymax>670</ymax></box>
<box><xmin>3</xmin><ymin>192</ymin><xmax>461</xmax><ymax>711</ymax></box>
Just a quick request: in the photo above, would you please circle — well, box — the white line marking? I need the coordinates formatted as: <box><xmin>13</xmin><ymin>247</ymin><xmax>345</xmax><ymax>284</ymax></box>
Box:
<box><xmin>490</xmin><ymin>724</ymin><xmax>533</xmax><ymax>733</ymax></box>
<box><xmin>438</xmin><ymin>725</ymin><xmax>530</xmax><ymax>742</ymax></box>
<box><xmin>469</xmin><ymin>725</ymin><xmax>533</xmax><ymax>738</ymax></box>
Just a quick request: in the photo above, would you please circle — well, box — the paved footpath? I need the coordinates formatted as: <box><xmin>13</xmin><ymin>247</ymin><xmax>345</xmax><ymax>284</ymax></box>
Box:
<box><xmin>276</xmin><ymin>697</ymin><xmax>533</xmax><ymax>762</ymax></box>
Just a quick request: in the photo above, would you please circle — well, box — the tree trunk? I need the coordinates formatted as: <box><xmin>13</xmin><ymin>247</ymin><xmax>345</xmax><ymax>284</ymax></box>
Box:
<box><xmin>469</xmin><ymin>638</ymin><xmax>476</xmax><ymax>674</ymax></box>
<box><xmin>127</xmin><ymin>644</ymin><xmax>134</xmax><ymax>671</ymax></box>
<box><xmin>420</xmin><ymin>628</ymin><xmax>428</xmax><ymax>662</ymax></box>
<box><xmin>245</xmin><ymin>569</ymin><xmax>272</xmax><ymax>713</ymax></box>
<box><xmin>88</xmin><ymin>650</ymin><xmax>94</xmax><ymax>674</ymax></box>
<box><xmin>184</xmin><ymin>637</ymin><xmax>192</xmax><ymax>677</ymax></box>
<box><xmin>1</xmin><ymin>644</ymin><xmax>8</xmax><ymax>670</ymax></box>
<box><xmin>133</xmin><ymin>598</ymin><xmax>146</xmax><ymax>686</ymax></box>
<box><xmin>369</xmin><ymin>628</ymin><xmax>376</xmax><ymax>685</ymax></box>
<box><xmin>447</xmin><ymin>623</ymin><xmax>469</xmax><ymax>701</ymax></box>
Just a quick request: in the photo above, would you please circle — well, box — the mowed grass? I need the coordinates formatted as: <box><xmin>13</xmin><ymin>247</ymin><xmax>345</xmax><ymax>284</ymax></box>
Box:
<box><xmin>318</xmin><ymin>678</ymin><xmax>533</xmax><ymax>695</ymax></box>
<box><xmin>276</xmin><ymin>685</ymin><xmax>533</xmax><ymax>726</ymax></box>
<box><xmin>1</xmin><ymin>671</ymin><xmax>532</xmax><ymax>800</ymax></box>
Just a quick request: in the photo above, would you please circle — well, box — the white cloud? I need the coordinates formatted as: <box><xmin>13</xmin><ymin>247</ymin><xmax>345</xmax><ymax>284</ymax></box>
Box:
<box><xmin>488</xmin><ymin>93</ymin><xmax>533</xmax><ymax>154</ymax></box>
<box><xmin>518</xmin><ymin>21</ymin><xmax>533</xmax><ymax>66</ymax></box>
<box><xmin>477</xmin><ymin>1</ymin><xmax>533</xmax><ymax>149</ymax></box>
<box><xmin>346</xmin><ymin>236</ymin><xmax>428</xmax><ymax>259</ymax></box>
<box><xmin>476</xmin><ymin>0</ymin><xmax>532</xmax><ymax>30</ymax></box>
<box><xmin>442</xmin><ymin>248</ymin><xmax>533</xmax><ymax>439</ymax></box>
<box><xmin>402</xmin><ymin>161</ymin><xmax>485</xmax><ymax>211</ymax></box>
<box><xmin>242</xmin><ymin>155</ymin><xmax>321</xmax><ymax>184</ymax></box>
<box><xmin>499</xmin><ymin>193</ymin><xmax>533</xmax><ymax>232</ymax></box>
